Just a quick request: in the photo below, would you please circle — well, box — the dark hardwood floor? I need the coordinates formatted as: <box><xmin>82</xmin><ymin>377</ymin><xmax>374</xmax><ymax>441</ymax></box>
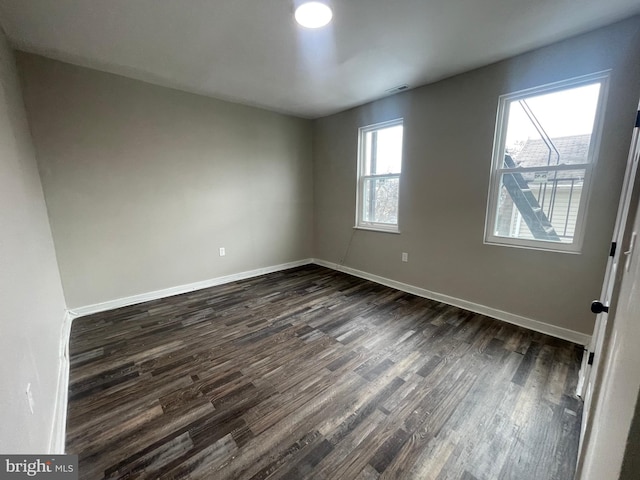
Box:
<box><xmin>66</xmin><ymin>264</ymin><xmax>583</xmax><ymax>480</ymax></box>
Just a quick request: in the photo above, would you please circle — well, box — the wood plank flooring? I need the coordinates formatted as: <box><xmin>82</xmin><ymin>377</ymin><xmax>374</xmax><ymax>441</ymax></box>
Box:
<box><xmin>66</xmin><ymin>265</ymin><xmax>583</xmax><ymax>480</ymax></box>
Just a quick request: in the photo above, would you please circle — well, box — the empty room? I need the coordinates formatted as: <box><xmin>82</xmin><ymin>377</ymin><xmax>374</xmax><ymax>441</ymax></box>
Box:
<box><xmin>2</xmin><ymin>1</ymin><xmax>640</xmax><ymax>479</ymax></box>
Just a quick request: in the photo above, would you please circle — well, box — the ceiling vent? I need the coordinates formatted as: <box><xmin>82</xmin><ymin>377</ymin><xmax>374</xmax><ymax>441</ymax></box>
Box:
<box><xmin>385</xmin><ymin>84</ymin><xmax>409</xmax><ymax>95</ymax></box>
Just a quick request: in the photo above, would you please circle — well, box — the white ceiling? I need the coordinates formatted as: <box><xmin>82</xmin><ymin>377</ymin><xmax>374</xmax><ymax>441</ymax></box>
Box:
<box><xmin>0</xmin><ymin>1</ymin><xmax>639</xmax><ymax>119</ymax></box>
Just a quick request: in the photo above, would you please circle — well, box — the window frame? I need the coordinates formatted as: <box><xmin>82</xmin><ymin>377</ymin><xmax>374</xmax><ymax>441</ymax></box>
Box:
<box><xmin>484</xmin><ymin>72</ymin><xmax>610</xmax><ymax>253</ymax></box>
<box><xmin>355</xmin><ymin>118</ymin><xmax>404</xmax><ymax>233</ymax></box>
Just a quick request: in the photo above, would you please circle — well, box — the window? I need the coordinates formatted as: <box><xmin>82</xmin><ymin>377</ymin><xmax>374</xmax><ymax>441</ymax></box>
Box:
<box><xmin>356</xmin><ymin>119</ymin><xmax>404</xmax><ymax>232</ymax></box>
<box><xmin>485</xmin><ymin>73</ymin><xmax>609</xmax><ymax>252</ymax></box>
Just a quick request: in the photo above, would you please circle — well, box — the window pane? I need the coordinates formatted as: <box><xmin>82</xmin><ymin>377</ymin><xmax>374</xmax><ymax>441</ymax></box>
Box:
<box><xmin>362</xmin><ymin>177</ymin><xmax>399</xmax><ymax>224</ymax></box>
<box><xmin>494</xmin><ymin>169</ymin><xmax>585</xmax><ymax>243</ymax></box>
<box><xmin>504</xmin><ymin>83</ymin><xmax>600</xmax><ymax>167</ymax></box>
<box><xmin>364</xmin><ymin>125</ymin><xmax>403</xmax><ymax>175</ymax></box>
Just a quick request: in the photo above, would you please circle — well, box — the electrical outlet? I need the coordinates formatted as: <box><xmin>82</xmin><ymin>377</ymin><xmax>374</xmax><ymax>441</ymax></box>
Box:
<box><xmin>219</xmin><ymin>247</ymin><xmax>226</xmax><ymax>257</ymax></box>
<box><xmin>402</xmin><ymin>252</ymin><xmax>408</xmax><ymax>262</ymax></box>
<box><xmin>26</xmin><ymin>383</ymin><xmax>34</xmax><ymax>414</ymax></box>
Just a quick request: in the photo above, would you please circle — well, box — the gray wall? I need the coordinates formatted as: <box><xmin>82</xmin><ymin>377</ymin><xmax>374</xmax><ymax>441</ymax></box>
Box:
<box><xmin>18</xmin><ymin>54</ymin><xmax>314</xmax><ymax>309</ymax></box>
<box><xmin>620</xmin><ymin>388</ymin><xmax>640</xmax><ymax>479</ymax></box>
<box><xmin>0</xmin><ymin>30</ymin><xmax>67</xmax><ymax>452</ymax></box>
<box><xmin>313</xmin><ymin>16</ymin><xmax>640</xmax><ymax>335</ymax></box>
<box><xmin>12</xmin><ymin>17</ymin><xmax>640</xmax><ymax>335</ymax></box>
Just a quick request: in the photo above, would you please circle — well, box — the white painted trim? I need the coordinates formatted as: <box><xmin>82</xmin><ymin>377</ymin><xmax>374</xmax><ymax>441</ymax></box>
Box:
<box><xmin>576</xmin><ymin>350</ymin><xmax>590</xmax><ymax>398</ymax></box>
<box><xmin>356</xmin><ymin>118</ymin><xmax>404</xmax><ymax>232</ymax></box>
<box><xmin>47</xmin><ymin>259</ymin><xmax>314</xmax><ymax>453</ymax></box>
<box><xmin>69</xmin><ymin>259</ymin><xmax>314</xmax><ymax>318</ymax></box>
<box><xmin>48</xmin><ymin>310</ymin><xmax>74</xmax><ymax>454</ymax></box>
<box><xmin>312</xmin><ymin>258</ymin><xmax>591</xmax><ymax>346</ymax></box>
<box><xmin>47</xmin><ymin>255</ymin><xmax>588</xmax><ymax>455</ymax></box>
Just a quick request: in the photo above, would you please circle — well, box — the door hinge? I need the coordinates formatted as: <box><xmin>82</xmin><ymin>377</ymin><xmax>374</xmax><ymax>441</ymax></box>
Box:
<box><xmin>588</xmin><ymin>352</ymin><xmax>595</xmax><ymax>365</ymax></box>
<box><xmin>610</xmin><ymin>242</ymin><xmax>617</xmax><ymax>257</ymax></box>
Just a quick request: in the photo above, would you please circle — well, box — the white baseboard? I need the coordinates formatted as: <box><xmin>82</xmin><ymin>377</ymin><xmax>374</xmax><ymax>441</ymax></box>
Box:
<box><xmin>312</xmin><ymin>258</ymin><xmax>591</xmax><ymax>346</ymax></box>
<box><xmin>68</xmin><ymin>255</ymin><xmax>591</xmax><ymax>344</ymax></box>
<box><xmin>48</xmin><ymin>310</ymin><xmax>74</xmax><ymax>454</ymax></box>
<box><xmin>49</xmin><ymin>255</ymin><xmax>589</xmax><ymax>454</ymax></box>
<box><xmin>68</xmin><ymin>259</ymin><xmax>314</xmax><ymax>318</ymax></box>
<box><xmin>55</xmin><ymin>255</ymin><xmax>588</xmax><ymax>453</ymax></box>
<box><xmin>48</xmin><ymin>259</ymin><xmax>314</xmax><ymax>454</ymax></box>
<box><xmin>576</xmin><ymin>351</ymin><xmax>591</xmax><ymax>399</ymax></box>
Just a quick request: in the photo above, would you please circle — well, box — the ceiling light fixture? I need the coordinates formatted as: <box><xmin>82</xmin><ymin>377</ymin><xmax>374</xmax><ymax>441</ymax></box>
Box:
<box><xmin>295</xmin><ymin>2</ymin><xmax>333</xmax><ymax>29</ymax></box>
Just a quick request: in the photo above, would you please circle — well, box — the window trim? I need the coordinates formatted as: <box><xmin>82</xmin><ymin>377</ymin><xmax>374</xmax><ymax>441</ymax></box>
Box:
<box><xmin>355</xmin><ymin>118</ymin><xmax>404</xmax><ymax>233</ymax></box>
<box><xmin>484</xmin><ymin>71</ymin><xmax>610</xmax><ymax>253</ymax></box>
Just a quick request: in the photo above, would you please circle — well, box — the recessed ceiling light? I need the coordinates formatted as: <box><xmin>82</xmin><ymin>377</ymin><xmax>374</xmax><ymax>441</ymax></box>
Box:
<box><xmin>295</xmin><ymin>2</ymin><xmax>333</xmax><ymax>29</ymax></box>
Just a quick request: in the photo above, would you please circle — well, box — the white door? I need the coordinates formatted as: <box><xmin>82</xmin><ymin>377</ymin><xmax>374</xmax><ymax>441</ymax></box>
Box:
<box><xmin>577</xmin><ymin>105</ymin><xmax>640</xmax><ymax>457</ymax></box>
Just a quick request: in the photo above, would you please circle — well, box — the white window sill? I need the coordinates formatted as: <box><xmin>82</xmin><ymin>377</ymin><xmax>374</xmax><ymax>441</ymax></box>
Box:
<box><xmin>354</xmin><ymin>225</ymin><xmax>401</xmax><ymax>234</ymax></box>
<box><xmin>484</xmin><ymin>237</ymin><xmax>581</xmax><ymax>254</ymax></box>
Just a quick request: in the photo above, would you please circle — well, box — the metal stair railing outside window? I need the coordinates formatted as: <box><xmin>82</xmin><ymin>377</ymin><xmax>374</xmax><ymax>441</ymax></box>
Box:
<box><xmin>502</xmin><ymin>154</ymin><xmax>561</xmax><ymax>241</ymax></box>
